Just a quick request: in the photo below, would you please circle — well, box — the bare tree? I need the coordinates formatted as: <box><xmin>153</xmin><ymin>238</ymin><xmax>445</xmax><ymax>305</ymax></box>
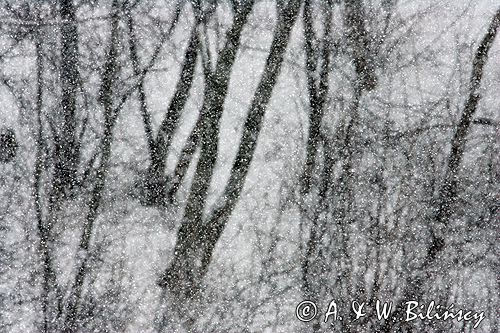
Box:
<box><xmin>380</xmin><ymin>7</ymin><xmax>500</xmax><ymax>333</ymax></box>
<box><xmin>0</xmin><ymin>1</ymin><xmax>498</xmax><ymax>332</ymax></box>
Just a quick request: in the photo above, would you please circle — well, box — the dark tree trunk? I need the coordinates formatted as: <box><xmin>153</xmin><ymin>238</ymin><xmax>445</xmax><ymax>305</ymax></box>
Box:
<box><xmin>62</xmin><ymin>2</ymin><xmax>122</xmax><ymax>330</ymax></box>
<box><xmin>158</xmin><ymin>0</ymin><xmax>303</xmax><ymax>304</ymax></box>
<box><xmin>344</xmin><ymin>0</ymin><xmax>377</xmax><ymax>91</ymax></box>
<box><xmin>301</xmin><ymin>0</ymin><xmax>332</xmax><ymax>195</ymax></box>
<box><xmin>158</xmin><ymin>2</ymin><xmax>257</xmax><ymax>298</ymax></box>
<box><xmin>55</xmin><ymin>0</ymin><xmax>80</xmax><ymax>197</ymax></box>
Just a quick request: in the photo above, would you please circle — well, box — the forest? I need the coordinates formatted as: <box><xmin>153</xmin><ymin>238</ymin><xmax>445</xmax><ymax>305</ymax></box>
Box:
<box><xmin>0</xmin><ymin>0</ymin><xmax>499</xmax><ymax>332</ymax></box>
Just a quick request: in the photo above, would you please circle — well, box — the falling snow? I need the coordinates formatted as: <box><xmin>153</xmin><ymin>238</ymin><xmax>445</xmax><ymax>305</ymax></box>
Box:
<box><xmin>0</xmin><ymin>1</ymin><xmax>499</xmax><ymax>332</ymax></box>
